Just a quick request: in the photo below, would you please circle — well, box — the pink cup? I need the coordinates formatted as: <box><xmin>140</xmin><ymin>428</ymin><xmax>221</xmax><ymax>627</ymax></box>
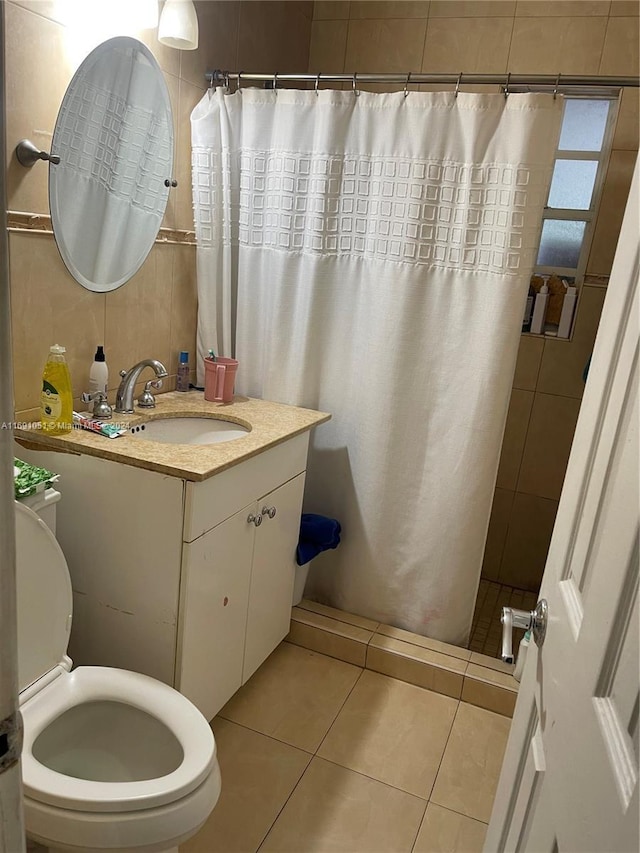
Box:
<box><xmin>204</xmin><ymin>356</ymin><xmax>238</xmax><ymax>403</ymax></box>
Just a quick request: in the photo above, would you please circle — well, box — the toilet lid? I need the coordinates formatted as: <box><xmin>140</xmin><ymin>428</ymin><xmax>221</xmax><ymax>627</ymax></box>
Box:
<box><xmin>16</xmin><ymin>502</ymin><xmax>72</xmax><ymax>693</ymax></box>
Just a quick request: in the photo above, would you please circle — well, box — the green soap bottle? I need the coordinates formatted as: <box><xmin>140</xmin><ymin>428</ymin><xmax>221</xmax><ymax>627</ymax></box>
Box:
<box><xmin>40</xmin><ymin>344</ymin><xmax>73</xmax><ymax>435</ymax></box>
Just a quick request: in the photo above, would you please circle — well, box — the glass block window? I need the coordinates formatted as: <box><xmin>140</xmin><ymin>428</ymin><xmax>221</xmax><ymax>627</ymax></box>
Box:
<box><xmin>534</xmin><ymin>95</ymin><xmax>618</xmax><ymax>285</ymax></box>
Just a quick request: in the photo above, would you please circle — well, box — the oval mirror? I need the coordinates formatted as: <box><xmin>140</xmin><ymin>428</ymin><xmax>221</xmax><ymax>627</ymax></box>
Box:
<box><xmin>49</xmin><ymin>37</ymin><xmax>174</xmax><ymax>293</ymax></box>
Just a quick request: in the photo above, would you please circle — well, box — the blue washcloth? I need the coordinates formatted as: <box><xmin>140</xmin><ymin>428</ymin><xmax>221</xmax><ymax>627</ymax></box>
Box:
<box><xmin>296</xmin><ymin>513</ymin><xmax>341</xmax><ymax>566</ymax></box>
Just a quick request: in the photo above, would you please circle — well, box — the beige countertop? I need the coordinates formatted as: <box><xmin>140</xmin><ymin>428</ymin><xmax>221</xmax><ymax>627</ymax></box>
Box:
<box><xmin>15</xmin><ymin>391</ymin><xmax>331</xmax><ymax>482</ymax></box>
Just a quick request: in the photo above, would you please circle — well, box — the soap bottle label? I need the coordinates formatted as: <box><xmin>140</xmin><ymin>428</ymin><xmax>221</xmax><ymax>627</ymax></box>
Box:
<box><xmin>41</xmin><ymin>380</ymin><xmax>62</xmax><ymax>420</ymax></box>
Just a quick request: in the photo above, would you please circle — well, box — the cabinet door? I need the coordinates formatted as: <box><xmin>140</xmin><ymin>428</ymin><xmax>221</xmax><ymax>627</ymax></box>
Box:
<box><xmin>177</xmin><ymin>503</ymin><xmax>255</xmax><ymax>720</ymax></box>
<box><xmin>243</xmin><ymin>473</ymin><xmax>306</xmax><ymax>682</ymax></box>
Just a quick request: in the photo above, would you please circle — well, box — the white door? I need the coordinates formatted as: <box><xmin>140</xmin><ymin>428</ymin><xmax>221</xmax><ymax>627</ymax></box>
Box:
<box><xmin>485</xmin><ymin>160</ymin><xmax>639</xmax><ymax>852</ymax></box>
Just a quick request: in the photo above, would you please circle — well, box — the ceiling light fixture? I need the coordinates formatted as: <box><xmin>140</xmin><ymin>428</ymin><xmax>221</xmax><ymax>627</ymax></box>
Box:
<box><xmin>158</xmin><ymin>0</ymin><xmax>199</xmax><ymax>50</ymax></box>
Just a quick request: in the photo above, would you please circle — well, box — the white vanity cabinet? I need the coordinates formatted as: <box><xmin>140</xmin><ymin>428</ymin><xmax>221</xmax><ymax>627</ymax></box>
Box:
<box><xmin>18</xmin><ymin>430</ymin><xmax>310</xmax><ymax>721</ymax></box>
<box><xmin>177</xmin><ymin>472</ymin><xmax>306</xmax><ymax>719</ymax></box>
<box><xmin>176</xmin><ymin>433</ymin><xmax>308</xmax><ymax>719</ymax></box>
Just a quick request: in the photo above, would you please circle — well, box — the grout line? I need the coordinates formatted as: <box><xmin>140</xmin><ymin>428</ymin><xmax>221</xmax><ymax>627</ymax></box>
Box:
<box><xmin>409</xmin><ymin>799</ymin><xmax>430</xmax><ymax>853</ymax></box>
<box><xmin>254</xmin><ymin>667</ymin><xmax>367</xmax><ymax>850</ymax></box>
<box><xmin>422</xmin><ymin>696</ymin><xmax>461</xmax><ymax>804</ymax></box>
<box><xmin>314</xmin><ymin>667</ymin><xmax>366</xmax><ymax>755</ymax></box>
<box><xmin>426</xmin><ymin>801</ymin><xmax>490</xmax><ymax>828</ymax></box>
<box><xmin>316</xmin><ymin>753</ymin><xmax>431</xmax><ymax>802</ymax></box>
<box><xmin>213</xmin><ymin>715</ymin><xmax>316</xmax><ymax>755</ymax></box>
<box><xmin>253</xmin><ymin>753</ymin><xmax>313</xmax><ymax>852</ymax></box>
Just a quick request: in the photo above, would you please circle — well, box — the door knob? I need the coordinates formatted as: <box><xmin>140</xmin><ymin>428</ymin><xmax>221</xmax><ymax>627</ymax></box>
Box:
<box><xmin>500</xmin><ymin>600</ymin><xmax>548</xmax><ymax>664</ymax></box>
<box><xmin>261</xmin><ymin>505</ymin><xmax>277</xmax><ymax>519</ymax></box>
<box><xmin>247</xmin><ymin>513</ymin><xmax>262</xmax><ymax>527</ymax></box>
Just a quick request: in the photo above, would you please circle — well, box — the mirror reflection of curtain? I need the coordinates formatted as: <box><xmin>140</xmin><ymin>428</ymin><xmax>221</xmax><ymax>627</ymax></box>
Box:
<box><xmin>192</xmin><ymin>88</ymin><xmax>561</xmax><ymax>644</ymax></box>
<box><xmin>50</xmin><ymin>39</ymin><xmax>172</xmax><ymax>291</ymax></box>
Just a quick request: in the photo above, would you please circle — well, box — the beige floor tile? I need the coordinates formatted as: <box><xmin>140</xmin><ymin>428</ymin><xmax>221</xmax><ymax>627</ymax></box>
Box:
<box><xmin>431</xmin><ymin>703</ymin><xmax>511</xmax><ymax>822</ymax></box>
<box><xmin>318</xmin><ymin>670</ymin><xmax>457</xmax><ymax>798</ymax></box>
<box><xmin>219</xmin><ymin>642</ymin><xmax>362</xmax><ymax>752</ymax></box>
<box><xmin>260</xmin><ymin>757</ymin><xmax>426</xmax><ymax>853</ymax></box>
<box><xmin>413</xmin><ymin>803</ymin><xmax>487</xmax><ymax>853</ymax></box>
<box><xmin>181</xmin><ymin>718</ymin><xmax>310</xmax><ymax>853</ymax></box>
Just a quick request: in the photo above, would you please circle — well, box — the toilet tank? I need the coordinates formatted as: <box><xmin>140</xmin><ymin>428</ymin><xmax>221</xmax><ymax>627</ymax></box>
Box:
<box><xmin>14</xmin><ymin>441</ymin><xmax>62</xmax><ymax>533</ymax></box>
<box><xmin>18</xmin><ymin>488</ymin><xmax>61</xmax><ymax>534</ymax></box>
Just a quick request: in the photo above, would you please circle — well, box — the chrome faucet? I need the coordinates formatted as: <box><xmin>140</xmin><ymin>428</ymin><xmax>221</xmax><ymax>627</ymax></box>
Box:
<box><xmin>115</xmin><ymin>359</ymin><xmax>168</xmax><ymax>414</ymax></box>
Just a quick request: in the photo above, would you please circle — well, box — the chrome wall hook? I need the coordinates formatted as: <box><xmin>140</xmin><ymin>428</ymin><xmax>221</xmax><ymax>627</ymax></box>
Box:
<box><xmin>455</xmin><ymin>72</ymin><xmax>463</xmax><ymax>98</ymax></box>
<box><xmin>15</xmin><ymin>139</ymin><xmax>60</xmax><ymax>167</ymax></box>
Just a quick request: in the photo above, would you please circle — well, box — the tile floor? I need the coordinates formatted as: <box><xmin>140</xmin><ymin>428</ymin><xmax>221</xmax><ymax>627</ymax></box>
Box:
<box><xmin>182</xmin><ymin>641</ymin><xmax>511</xmax><ymax>853</ymax></box>
<box><xmin>468</xmin><ymin>580</ymin><xmax>538</xmax><ymax>659</ymax></box>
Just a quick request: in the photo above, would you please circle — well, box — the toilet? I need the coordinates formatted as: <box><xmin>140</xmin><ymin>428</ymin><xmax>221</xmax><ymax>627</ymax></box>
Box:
<box><xmin>15</xmin><ymin>498</ymin><xmax>221</xmax><ymax>853</ymax></box>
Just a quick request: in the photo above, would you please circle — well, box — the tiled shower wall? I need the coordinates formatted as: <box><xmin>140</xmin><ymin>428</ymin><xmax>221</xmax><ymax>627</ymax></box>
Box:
<box><xmin>5</xmin><ymin>0</ymin><xmax>313</xmax><ymax>417</ymax></box>
<box><xmin>310</xmin><ymin>0</ymin><xmax>639</xmax><ymax>592</ymax></box>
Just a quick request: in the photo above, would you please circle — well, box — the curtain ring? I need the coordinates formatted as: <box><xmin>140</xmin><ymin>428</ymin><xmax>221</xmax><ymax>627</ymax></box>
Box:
<box><xmin>503</xmin><ymin>71</ymin><xmax>511</xmax><ymax>98</ymax></box>
<box><xmin>553</xmin><ymin>73</ymin><xmax>561</xmax><ymax>99</ymax></box>
<box><xmin>353</xmin><ymin>73</ymin><xmax>359</xmax><ymax>97</ymax></box>
<box><xmin>237</xmin><ymin>71</ymin><xmax>243</xmax><ymax>92</ymax></box>
<box><xmin>273</xmin><ymin>72</ymin><xmax>278</xmax><ymax>94</ymax></box>
<box><xmin>455</xmin><ymin>72</ymin><xmax>463</xmax><ymax>99</ymax></box>
<box><xmin>223</xmin><ymin>71</ymin><xmax>230</xmax><ymax>91</ymax></box>
<box><xmin>315</xmin><ymin>72</ymin><xmax>321</xmax><ymax>95</ymax></box>
<box><xmin>403</xmin><ymin>72</ymin><xmax>411</xmax><ymax>98</ymax></box>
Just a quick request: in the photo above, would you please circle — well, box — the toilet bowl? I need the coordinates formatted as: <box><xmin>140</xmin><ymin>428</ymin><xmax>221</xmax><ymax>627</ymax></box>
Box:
<box><xmin>15</xmin><ymin>501</ymin><xmax>221</xmax><ymax>853</ymax></box>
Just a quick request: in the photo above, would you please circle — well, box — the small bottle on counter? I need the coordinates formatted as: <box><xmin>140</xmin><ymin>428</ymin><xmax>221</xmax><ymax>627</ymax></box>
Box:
<box><xmin>89</xmin><ymin>345</ymin><xmax>108</xmax><ymax>396</ymax></box>
<box><xmin>177</xmin><ymin>351</ymin><xmax>190</xmax><ymax>392</ymax></box>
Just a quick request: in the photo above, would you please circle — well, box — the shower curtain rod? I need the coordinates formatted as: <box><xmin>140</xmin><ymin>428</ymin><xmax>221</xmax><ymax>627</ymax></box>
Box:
<box><xmin>205</xmin><ymin>70</ymin><xmax>640</xmax><ymax>93</ymax></box>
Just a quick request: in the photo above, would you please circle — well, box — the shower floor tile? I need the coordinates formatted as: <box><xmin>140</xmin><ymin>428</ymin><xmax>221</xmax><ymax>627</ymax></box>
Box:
<box><xmin>469</xmin><ymin>580</ymin><xmax>538</xmax><ymax>659</ymax></box>
<box><xmin>182</xmin><ymin>641</ymin><xmax>509</xmax><ymax>853</ymax></box>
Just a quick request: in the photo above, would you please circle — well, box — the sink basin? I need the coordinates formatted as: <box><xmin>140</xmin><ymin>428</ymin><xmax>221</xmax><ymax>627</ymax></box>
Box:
<box><xmin>130</xmin><ymin>417</ymin><xmax>249</xmax><ymax>446</ymax></box>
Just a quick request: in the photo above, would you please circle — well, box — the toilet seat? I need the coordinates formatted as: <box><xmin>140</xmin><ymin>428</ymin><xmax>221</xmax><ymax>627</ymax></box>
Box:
<box><xmin>21</xmin><ymin>665</ymin><xmax>216</xmax><ymax>813</ymax></box>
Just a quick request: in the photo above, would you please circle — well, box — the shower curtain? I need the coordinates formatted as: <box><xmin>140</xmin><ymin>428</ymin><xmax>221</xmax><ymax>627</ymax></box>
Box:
<box><xmin>192</xmin><ymin>87</ymin><xmax>561</xmax><ymax>645</ymax></box>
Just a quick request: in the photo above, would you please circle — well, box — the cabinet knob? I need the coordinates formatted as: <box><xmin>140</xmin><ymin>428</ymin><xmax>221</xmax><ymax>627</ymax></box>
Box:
<box><xmin>261</xmin><ymin>505</ymin><xmax>277</xmax><ymax>519</ymax></box>
<box><xmin>247</xmin><ymin>512</ymin><xmax>262</xmax><ymax>527</ymax></box>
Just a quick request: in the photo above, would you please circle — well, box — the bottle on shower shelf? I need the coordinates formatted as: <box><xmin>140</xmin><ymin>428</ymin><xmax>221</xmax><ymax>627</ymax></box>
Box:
<box><xmin>522</xmin><ymin>284</ymin><xmax>535</xmax><ymax>332</ymax></box>
<box><xmin>530</xmin><ymin>280</ymin><xmax>549</xmax><ymax>335</ymax></box>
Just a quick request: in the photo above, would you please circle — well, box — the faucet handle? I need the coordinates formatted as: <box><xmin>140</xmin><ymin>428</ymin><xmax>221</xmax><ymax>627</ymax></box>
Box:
<box><xmin>137</xmin><ymin>379</ymin><xmax>163</xmax><ymax>409</ymax></box>
<box><xmin>81</xmin><ymin>391</ymin><xmax>113</xmax><ymax>420</ymax></box>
